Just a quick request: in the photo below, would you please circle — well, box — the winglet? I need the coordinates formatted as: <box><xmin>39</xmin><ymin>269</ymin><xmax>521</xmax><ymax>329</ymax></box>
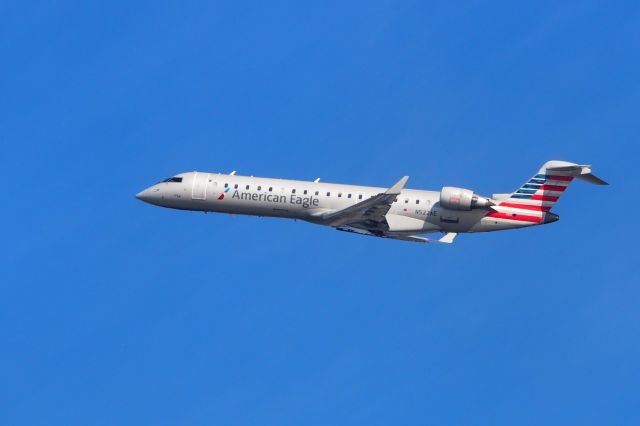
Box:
<box><xmin>385</xmin><ymin>176</ymin><xmax>409</xmax><ymax>195</ymax></box>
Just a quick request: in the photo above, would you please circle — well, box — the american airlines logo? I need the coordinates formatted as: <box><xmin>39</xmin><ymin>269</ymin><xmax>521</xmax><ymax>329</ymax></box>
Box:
<box><xmin>230</xmin><ymin>190</ymin><xmax>320</xmax><ymax>208</ymax></box>
<box><xmin>217</xmin><ymin>187</ymin><xmax>230</xmax><ymax>200</ymax></box>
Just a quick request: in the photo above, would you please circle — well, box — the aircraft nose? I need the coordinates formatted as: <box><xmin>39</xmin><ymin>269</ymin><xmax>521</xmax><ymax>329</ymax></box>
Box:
<box><xmin>136</xmin><ymin>187</ymin><xmax>156</xmax><ymax>204</ymax></box>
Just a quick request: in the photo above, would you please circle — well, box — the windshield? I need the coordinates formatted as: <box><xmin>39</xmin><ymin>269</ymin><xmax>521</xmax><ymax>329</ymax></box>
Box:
<box><xmin>161</xmin><ymin>177</ymin><xmax>183</xmax><ymax>183</ymax></box>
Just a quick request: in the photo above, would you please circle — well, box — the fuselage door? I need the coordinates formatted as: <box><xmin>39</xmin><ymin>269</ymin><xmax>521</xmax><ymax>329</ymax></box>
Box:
<box><xmin>192</xmin><ymin>172</ymin><xmax>209</xmax><ymax>200</ymax></box>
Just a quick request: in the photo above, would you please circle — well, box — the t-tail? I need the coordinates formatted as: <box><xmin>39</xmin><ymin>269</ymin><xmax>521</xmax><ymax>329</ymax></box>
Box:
<box><xmin>491</xmin><ymin>160</ymin><xmax>608</xmax><ymax>225</ymax></box>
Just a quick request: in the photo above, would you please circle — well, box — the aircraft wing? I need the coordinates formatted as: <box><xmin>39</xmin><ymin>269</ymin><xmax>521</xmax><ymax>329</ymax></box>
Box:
<box><xmin>315</xmin><ymin>176</ymin><xmax>457</xmax><ymax>244</ymax></box>
<box><xmin>336</xmin><ymin>226</ymin><xmax>457</xmax><ymax>244</ymax></box>
<box><xmin>317</xmin><ymin>176</ymin><xmax>409</xmax><ymax>227</ymax></box>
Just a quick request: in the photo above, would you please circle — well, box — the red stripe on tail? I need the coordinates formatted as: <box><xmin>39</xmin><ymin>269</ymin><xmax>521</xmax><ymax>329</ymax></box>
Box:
<box><xmin>547</xmin><ymin>175</ymin><xmax>573</xmax><ymax>182</ymax></box>
<box><xmin>531</xmin><ymin>195</ymin><xmax>559</xmax><ymax>202</ymax></box>
<box><xmin>498</xmin><ymin>202</ymin><xmax>551</xmax><ymax>212</ymax></box>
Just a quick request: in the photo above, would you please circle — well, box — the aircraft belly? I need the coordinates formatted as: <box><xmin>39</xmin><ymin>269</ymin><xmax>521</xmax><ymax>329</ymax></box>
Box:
<box><xmin>426</xmin><ymin>209</ymin><xmax>489</xmax><ymax>233</ymax></box>
<box><xmin>470</xmin><ymin>216</ymin><xmax>537</xmax><ymax>232</ymax></box>
<box><xmin>385</xmin><ymin>214</ymin><xmax>432</xmax><ymax>232</ymax></box>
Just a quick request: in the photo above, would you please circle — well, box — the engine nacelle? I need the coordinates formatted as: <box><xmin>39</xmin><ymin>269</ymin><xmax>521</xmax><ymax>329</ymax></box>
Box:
<box><xmin>440</xmin><ymin>186</ymin><xmax>494</xmax><ymax>211</ymax></box>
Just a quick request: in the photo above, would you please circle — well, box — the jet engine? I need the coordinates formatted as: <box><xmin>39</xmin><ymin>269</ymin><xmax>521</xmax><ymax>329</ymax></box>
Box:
<box><xmin>440</xmin><ymin>186</ymin><xmax>494</xmax><ymax>211</ymax></box>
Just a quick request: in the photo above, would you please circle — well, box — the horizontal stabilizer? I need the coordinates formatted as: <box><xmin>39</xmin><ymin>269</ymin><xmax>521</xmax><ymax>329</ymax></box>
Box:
<box><xmin>545</xmin><ymin>164</ymin><xmax>608</xmax><ymax>185</ymax></box>
<box><xmin>576</xmin><ymin>172</ymin><xmax>608</xmax><ymax>186</ymax></box>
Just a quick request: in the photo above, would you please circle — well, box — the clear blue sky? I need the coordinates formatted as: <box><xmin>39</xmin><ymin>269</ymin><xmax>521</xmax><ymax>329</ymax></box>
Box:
<box><xmin>1</xmin><ymin>1</ymin><xmax>638</xmax><ymax>424</ymax></box>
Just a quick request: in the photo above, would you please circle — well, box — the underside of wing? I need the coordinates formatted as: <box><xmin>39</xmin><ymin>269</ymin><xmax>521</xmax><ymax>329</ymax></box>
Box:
<box><xmin>336</xmin><ymin>226</ymin><xmax>457</xmax><ymax>244</ymax></box>
<box><xmin>336</xmin><ymin>226</ymin><xmax>429</xmax><ymax>243</ymax></box>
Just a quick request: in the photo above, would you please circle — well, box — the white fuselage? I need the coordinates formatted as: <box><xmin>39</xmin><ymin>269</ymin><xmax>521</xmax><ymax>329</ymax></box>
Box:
<box><xmin>136</xmin><ymin>171</ymin><xmax>542</xmax><ymax>235</ymax></box>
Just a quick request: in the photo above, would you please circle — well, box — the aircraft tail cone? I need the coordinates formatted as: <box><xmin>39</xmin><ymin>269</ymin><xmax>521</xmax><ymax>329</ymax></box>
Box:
<box><xmin>543</xmin><ymin>212</ymin><xmax>560</xmax><ymax>224</ymax></box>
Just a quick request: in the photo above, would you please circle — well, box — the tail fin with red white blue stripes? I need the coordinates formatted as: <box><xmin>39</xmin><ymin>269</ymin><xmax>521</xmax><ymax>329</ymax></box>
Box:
<box><xmin>490</xmin><ymin>161</ymin><xmax>607</xmax><ymax>224</ymax></box>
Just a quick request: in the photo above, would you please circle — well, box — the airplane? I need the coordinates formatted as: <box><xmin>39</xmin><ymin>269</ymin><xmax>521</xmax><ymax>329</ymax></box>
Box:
<box><xmin>136</xmin><ymin>160</ymin><xmax>607</xmax><ymax>244</ymax></box>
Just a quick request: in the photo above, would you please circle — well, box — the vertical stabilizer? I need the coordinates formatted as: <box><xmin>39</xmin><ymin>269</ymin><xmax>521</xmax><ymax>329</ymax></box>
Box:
<box><xmin>490</xmin><ymin>161</ymin><xmax>607</xmax><ymax>223</ymax></box>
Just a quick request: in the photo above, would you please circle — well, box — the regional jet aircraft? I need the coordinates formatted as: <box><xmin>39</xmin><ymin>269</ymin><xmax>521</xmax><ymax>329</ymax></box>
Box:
<box><xmin>136</xmin><ymin>160</ymin><xmax>607</xmax><ymax>243</ymax></box>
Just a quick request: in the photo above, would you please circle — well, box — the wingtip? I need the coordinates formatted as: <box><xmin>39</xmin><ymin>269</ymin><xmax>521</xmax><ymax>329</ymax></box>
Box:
<box><xmin>386</xmin><ymin>176</ymin><xmax>409</xmax><ymax>194</ymax></box>
<box><xmin>438</xmin><ymin>232</ymin><xmax>457</xmax><ymax>244</ymax></box>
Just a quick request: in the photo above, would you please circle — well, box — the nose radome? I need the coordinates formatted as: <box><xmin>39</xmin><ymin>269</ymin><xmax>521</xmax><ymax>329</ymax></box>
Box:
<box><xmin>136</xmin><ymin>188</ymin><xmax>154</xmax><ymax>203</ymax></box>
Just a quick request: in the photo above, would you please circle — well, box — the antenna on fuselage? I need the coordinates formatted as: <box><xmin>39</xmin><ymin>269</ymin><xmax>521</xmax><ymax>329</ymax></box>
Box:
<box><xmin>314</xmin><ymin>178</ymin><xmax>320</xmax><ymax>182</ymax></box>
<box><xmin>230</xmin><ymin>170</ymin><xmax>237</xmax><ymax>175</ymax></box>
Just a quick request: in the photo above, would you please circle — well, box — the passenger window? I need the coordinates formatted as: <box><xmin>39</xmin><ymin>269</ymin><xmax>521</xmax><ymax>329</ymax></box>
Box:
<box><xmin>269</xmin><ymin>187</ymin><xmax>273</xmax><ymax>192</ymax></box>
<box><xmin>292</xmin><ymin>189</ymin><xmax>296</xmax><ymax>194</ymax></box>
<box><xmin>315</xmin><ymin>191</ymin><xmax>319</xmax><ymax>196</ymax></box>
<box><xmin>338</xmin><ymin>193</ymin><xmax>342</xmax><ymax>198</ymax></box>
<box><xmin>358</xmin><ymin>194</ymin><xmax>363</xmax><ymax>200</ymax></box>
<box><xmin>347</xmin><ymin>194</ymin><xmax>352</xmax><ymax>198</ymax></box>
<box><xmin>257</xmin><ymin>186</ymin><xmax>262</xmax><ymax>190</ymax></box>
<box><xmin>416</xmin><ymin>200</ymin><xmax>420</xmax><ymax>204</ymax></box>
<box><xmin>405</xmin><ymin>199</ymin><xmax>409</xmax><ymax>203</ymax></box>
<box><xmin>224</xmin><ymin>183</ymin><xmax>228</xmax><ymax>188</ymax></box>
<box><xmin>326</xmin><ymin>192</ymin><xmax>330</xmax><ymax>197</ymax></box>
<box><xmin>303</xmin><ymin>190</ymin><xmax>308</xmax><ymax>195</ymax></box>
<box><xmin>246</xmin><ymin>185</ymin><xmax>250</xmax><ymax>190</ymax></box>
<box><xmin>234</xmin><ymin>184</ymin><xmax>238</xmax><ymax>189</ymax></box>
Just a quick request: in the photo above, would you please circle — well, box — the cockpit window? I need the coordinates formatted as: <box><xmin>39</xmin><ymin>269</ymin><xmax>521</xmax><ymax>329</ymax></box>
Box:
<box><xmin>162</xmin><ymin>177</ymin><xmax>183</xmax><ymax>183</ymax></box>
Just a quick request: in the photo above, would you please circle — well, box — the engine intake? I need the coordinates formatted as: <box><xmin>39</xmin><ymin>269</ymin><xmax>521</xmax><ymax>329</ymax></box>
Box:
<box><xmin>440</xmin><ymin>186</ymin><xmax>494</xmax><ymax>211</ymax></box>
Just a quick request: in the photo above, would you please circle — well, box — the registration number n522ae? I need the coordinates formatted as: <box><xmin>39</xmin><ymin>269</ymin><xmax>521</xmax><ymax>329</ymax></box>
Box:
<box><xmin>415</xmin><ymin>209</ymin><xmax>436</xmax><ymax>217</ymax></box>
